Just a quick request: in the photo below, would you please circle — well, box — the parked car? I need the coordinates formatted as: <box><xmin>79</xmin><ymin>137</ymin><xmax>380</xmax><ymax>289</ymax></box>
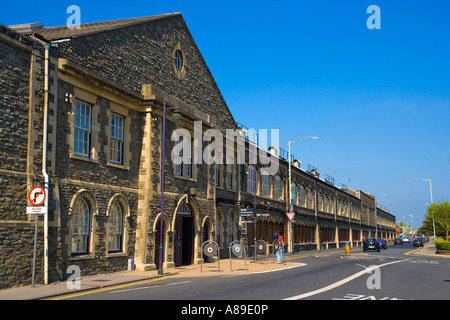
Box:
<box><xmin>402</xmin><ymin>237</ymin><xmax>410</xmax><ymax>243</ymax></box>
<box><xmin>394</xmin><ymin>238</ymin><xmax>403</xmax><ymax>245</ymax></box>
<box><xmin>377</xmin><ymin>238</ymin><xmax>387</xmax><ymax>249</ymax></box>
<box><xmin>413</xmin><ymin>238</ymin><xmax>424</xmax><ymax>247</ymax></box>
<box><xmin>363</xmin><ymin>238</ymin><xmax>380</xmax><ymax>252</ymax></box>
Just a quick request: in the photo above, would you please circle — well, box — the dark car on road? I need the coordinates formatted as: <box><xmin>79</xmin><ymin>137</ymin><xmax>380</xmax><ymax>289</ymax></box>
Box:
<box><xmin>363</xmin><ymin>238</ymin><xmax>380</xmax><ymax>252</ymax></box>
<box><xmin>377</xmin><ymin>238</ymin><xmax>387</xmax><ymax>249</ymax></box>
<box><xmin>413</xmin><ymin>238</ymin><xmax>424</xmax><ymax>247</ymax></box>
<box><xmin>394</xmin><ymin>238</ymin><xmax>403</xmax><ymax>245</ymax></box>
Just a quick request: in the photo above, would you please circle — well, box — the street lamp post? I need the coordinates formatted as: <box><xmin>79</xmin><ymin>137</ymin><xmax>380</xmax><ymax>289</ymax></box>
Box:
<box><xmin>406</xmin><ymin>178</ymin><xmax>435</xmax><ymax>239</ymax></box>
<box><xmin>288</xmin><ymin>136</ymin><xmax>320</xmax><ymax>253</ymax></box>
<box><xmin>158</xmin><ymin>100</ymin><xmax>180</xmax><ymax>275</ymax></box>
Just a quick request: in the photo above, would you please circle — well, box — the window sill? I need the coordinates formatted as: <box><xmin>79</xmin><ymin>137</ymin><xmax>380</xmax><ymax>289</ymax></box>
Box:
<box><xmin>107</xmin><ymin>162</ymin><xmax>130</xmax><ymax>171</ymax></box>
<box><xmin>70</xmin><ymin>153</ymin><xmax>100</xmax><ymax>164</ymax></box>
<box><xmin>174</xmin><ymin>175</ymin><xmax>197</xmax><ymax>183</ymax></box>
<box><xmin>69</xmin><ymin>253</ymin><xmax>95</xmax><ymax>261</ymax></box>
<box><xmin>106</xmin><ymin>252</ymin><xmax>128</xmax><ymax>258</ymax></box>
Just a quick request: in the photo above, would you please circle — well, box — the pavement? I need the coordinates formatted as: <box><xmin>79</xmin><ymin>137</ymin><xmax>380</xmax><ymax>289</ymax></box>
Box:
<box><xmin>1</xmin><ymin>240</ymin><xmax>447</xmax><ymax>300</ymax></box>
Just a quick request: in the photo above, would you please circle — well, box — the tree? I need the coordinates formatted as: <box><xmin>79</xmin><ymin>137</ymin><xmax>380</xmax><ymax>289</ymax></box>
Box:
<box><xmin>426</xmin><ymin>201</ymin><xmax>450</xmax><ymax>240</ymax></box>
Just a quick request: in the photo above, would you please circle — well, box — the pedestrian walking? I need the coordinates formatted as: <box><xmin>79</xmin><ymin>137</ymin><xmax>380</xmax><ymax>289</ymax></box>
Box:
<box><xmin>276</xmin><ymin>231</ymin><xmax>283</xmax><ymax>263</ymax></box>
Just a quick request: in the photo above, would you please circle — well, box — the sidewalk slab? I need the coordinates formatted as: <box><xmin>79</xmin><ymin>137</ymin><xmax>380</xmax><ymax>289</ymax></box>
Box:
<box><xmin>406</xmin><ymin>240</ymin><xmax>450</xmax><ymax>258</ymax></box>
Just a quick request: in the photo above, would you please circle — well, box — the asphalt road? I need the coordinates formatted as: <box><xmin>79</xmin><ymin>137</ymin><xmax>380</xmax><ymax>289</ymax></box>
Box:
<box><xmin>59</xmin><ymin>242</ymin><xmax>449</xmax><ymax>301</ymax></box>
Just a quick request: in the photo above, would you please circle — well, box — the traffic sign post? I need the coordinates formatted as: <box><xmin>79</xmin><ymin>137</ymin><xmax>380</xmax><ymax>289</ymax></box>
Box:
<box><xmin>27</xmin><ymin>186</ymin><xmax>47</xmax><ymax>287</ymax></box>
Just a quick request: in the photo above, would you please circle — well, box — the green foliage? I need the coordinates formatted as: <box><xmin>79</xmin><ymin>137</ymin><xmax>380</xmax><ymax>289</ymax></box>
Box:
<box><xmin>435</xmin><ymin>238</ymin><xmax>450</xmax><ymax>251</ymax></box>
<box><xmin>426</xmin><ymin>201</ymin><xmax>450</xmax><ymax>240</ymax></box>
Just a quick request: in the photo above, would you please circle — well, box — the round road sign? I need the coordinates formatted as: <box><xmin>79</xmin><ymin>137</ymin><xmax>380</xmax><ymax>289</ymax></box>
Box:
<box><xmin>28</xmin><ymin>186</ymin><xmax>46</xmax><ymax>207</ymax></box>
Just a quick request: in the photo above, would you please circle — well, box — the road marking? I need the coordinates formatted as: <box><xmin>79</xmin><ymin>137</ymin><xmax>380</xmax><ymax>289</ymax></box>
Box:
<box><xmin>51</xmin><ymin>277</ymin><xmax>167</xmax><ymax>300</ymax></box>
<box><xmin>110</xmin><ymin>280</ymin><xmax>191</xmax><ymax>294</ymax></box>
<box><xmin>285</xmin><ymin>249</ymin><xmax>354</xmax><ymax>260</ymax></box>
<box><xmin>221</xmin><ymin>263</ymin><xmax>306</xmax><ymax>278</ymax></box>
<box><xmin>404</xmin><ymin>247</ymin><xmax>423</xmax><ymax>255</ymax></box>
<box><xmin>283</xmin><ymin>259</ymin><xmax>411</xmax><ymax>300</ymax></box>
<box><xmin>332</xmin><ymin>293</ymin><xmax>408</xmax><ymax>300</ymax></box>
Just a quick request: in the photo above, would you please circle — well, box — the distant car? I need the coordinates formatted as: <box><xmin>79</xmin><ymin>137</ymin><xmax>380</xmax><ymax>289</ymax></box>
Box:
<box><xmin>413</xmin><ymin>238</ymin><xmax>424</xmax><ymax>247</ymax></box>
<box><xmin>394</xmin><ymin>238</ymin><xmax>403</xmax><ymax>245</ymax></box>
<box><xmin>402</xmin><ymin>237</ymin><xmax>410</xmax><ymax>243</ymax></box>
<box><xmin>364</xmin><ymin>238</ymin><xmax>380</xmax><ymax>252</ymax></box>
<box><xmin>377</xmin><ymin>238</ymin><xmax>387</xmax><ymax>249</ymax></box>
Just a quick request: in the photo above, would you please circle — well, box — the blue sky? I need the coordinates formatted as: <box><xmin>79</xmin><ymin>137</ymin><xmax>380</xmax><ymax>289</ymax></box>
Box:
<box><xmin>2</xmin><ymin>0</ymin><xmax>449</xmax><ymax>228</ymax></box>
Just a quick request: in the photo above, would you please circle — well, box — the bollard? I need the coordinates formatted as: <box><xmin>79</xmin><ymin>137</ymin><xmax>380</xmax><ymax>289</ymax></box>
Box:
<box><xmin>345</xmin><ymin>241</ymin><xmax>350</xmax><ymax>255</ymax></box>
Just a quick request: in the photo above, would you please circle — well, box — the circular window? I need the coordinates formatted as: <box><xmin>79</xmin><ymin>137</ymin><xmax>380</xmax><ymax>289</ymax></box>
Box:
<box><xmin>174</xmin><ymin>50</ymin><xmax>183</xmax><ymax>72</ymax></box>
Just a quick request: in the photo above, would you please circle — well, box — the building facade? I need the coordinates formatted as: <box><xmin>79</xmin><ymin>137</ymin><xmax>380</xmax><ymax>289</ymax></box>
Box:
<box><xmin>0</xmin><ymin>13</ymin><xmax>395</xmax><ymax>289</ymax></box>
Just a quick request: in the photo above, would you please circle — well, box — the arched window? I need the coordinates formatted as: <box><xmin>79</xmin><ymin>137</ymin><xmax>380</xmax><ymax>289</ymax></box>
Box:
<box><xmin>178</xmin><ymin>203</ymin><xmax>191</xmax><ymax>214</ymax></box>
<box><xmin>307</xmin><ymin>188</ymin><xmax>314</xmax><ymax>209</ymax></box>
<box><xmin>318</xmin><ymin>193</ymin><xmax>323</xmax><ymax>212</ymax></box>
<box><xmin>299</xmin><ymin>185</ymin><xmax>306</xmax><ymax>207</ymax></box>
<box><xmin>108</xmin><ymin>201</ymin><xmax>123</xmax><ymax>252</ymax></box>
<box><xmin>326</xmin><ymin>195</ymin><xmax>331</xmax><ymax>213</ymax></box>
<box><xmin>247</xmin><ymin>165</ymin><xmax>256</xmax><ymax>193</ymax></box>
<box><xmin>290</xmin><ymin>182</ymin><xmax>296</xmax><ymax>204</ymax></box>
<box><xmin>174</xmin><ymin>50</ymin><xmax>183</xmax><ymax>72</ymax></box>
<box><xmin>262</xmin><ymin>175</ymin><xmax>270</xmax><ymax>197</ymax></box>
<box><xmin>72</xmin><ymin>198</ymin><xmax>90</xmax><ymax>255</ymax></box>
<box><xmin>274</xmin><ymin>176</ymin><xmax>282</xmax><ymax>200</ymax></box>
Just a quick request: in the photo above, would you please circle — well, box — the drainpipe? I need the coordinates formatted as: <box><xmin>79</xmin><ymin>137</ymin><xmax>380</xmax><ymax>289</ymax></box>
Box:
<box><xmin>43</xmin><ymin>43</ymin><xmax>50</xmax><ymax>285</ymax></box>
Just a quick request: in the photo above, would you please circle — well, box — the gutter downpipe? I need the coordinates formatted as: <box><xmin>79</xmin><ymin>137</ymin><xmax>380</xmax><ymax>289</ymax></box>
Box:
<box><xmin>43</xmin><ymin>43</ymin><xmax>50</xmax><ymax>285</ymax></box>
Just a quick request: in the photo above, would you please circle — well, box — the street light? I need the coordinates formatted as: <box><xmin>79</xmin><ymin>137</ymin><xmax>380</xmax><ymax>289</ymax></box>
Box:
<box><xmin>288</xmin><ymin>136</ymin><xmax>320</xmax><ymax>253</ymax></box>
<box><xmin>158</xmin><ymin>100</ymin><xmax>180</xmax><ymax>275</ymax></box>
<box><xmin>406</xmin><ymin>178</ymin><xmax>435</xmax><ymax>239</ymax></box>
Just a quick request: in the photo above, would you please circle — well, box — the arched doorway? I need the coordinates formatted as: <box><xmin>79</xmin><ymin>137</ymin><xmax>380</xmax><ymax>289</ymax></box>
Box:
<box><xmin>174</xmin><ymin>203</ymin><xmax>194</xmax><ymax>266</ymax></box>
<box><xmin>202</xmin><ymin>217</ymin><xmax>213</xmax><ymax>262</ymax></box>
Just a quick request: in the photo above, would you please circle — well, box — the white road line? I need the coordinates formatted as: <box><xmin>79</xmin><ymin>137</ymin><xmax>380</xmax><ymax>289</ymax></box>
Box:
<box><xmin>283</xmin><ymin>259</ymin><xmax>411</xmax><ymax>300</ymax></box>
<box><xmin>221</xmin><ymin>264</ymin><xmax>306</xmax><ymax>278</ymax></box>
<box><xmin>110</xmin><ymin>280</ymin><xmax>191</xmax><ymax>294</ymax></box>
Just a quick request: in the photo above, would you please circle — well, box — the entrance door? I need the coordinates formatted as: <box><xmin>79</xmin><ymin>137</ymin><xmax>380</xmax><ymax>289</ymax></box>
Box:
<box><xmin>174</xmin><ymin>203</ymin><xmax>194</xmax><ymax>267</ymax></box>
<box><xmin>202</xmin><ymin>220</ymin><xmax>210</xmax><ymax>262</ymax></box>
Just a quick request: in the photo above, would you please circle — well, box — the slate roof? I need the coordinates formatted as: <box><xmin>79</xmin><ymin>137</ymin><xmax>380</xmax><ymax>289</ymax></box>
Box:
<box><xmin>31</xmin><ymin>13</ymin><xmax>180</xmax><ymax>41</ymax></box>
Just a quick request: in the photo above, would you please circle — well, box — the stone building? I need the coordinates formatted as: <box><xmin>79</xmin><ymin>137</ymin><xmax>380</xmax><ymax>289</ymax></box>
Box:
<box><xmin>0</xmin><ymin>13</ymin><xmax>395</xmax><ymax>289</ymax></box>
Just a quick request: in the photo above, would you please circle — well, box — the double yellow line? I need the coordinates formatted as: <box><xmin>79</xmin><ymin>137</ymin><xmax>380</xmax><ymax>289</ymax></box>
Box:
<box><xmin>51</xmin><ymin>277</ymin><xmax>167</xmax><ymax>300</ymax></box>
<box><xmin>404</xmin><ymin>246</ymin><xmax>423</xmax><ymax>256</ymax></box>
